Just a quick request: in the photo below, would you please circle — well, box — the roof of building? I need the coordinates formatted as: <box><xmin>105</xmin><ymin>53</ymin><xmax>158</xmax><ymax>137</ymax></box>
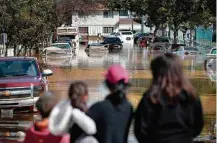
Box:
<box><xmin>119</xmin><ymin>18</ymin><xmax>140</xmax><ymax>25</ymax></box>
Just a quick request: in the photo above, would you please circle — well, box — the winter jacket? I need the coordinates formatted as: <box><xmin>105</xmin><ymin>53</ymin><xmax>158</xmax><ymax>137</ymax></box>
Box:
<box><xmin>134</xmin><ymin>90</ymin><xmax>204</xmax><ymax>143</ymax></box>
<box><xmin>23</xmin><ymin>119</ymin><xmax>69</xmax><ymax>143</ymax></box>
<box><xmin>48</xmin><ymin>99</ymin><xmax>96</xmax><ymax>136</ymax></box>
<box><xmin>83</xmin><ymin>94</ymin><xmax>133</xmax><ymax>143</ymax></box>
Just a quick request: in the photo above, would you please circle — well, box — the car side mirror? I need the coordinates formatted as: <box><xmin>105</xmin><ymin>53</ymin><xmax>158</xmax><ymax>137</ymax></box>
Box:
<box><xmin>121</xmin><ymin>41</ymin><xmax>123</xmax><ymax>43</ymax></box>
<box><xmin>42</xmin><ymin>69</ymin><xmax>53</xmax><ymax>77</ymax></box>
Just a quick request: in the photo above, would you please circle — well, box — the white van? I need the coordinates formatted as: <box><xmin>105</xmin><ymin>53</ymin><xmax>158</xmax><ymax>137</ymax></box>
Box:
<box><xmin>119</xmin><ymin>31</ymin><xmax>134</xmax><ymax>45</ymax></box>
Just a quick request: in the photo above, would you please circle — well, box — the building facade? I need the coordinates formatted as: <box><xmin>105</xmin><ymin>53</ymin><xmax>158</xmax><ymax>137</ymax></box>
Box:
<box><xmin>71</xmin><ymin>10</ymin><xmax>150</xmax><ymax>40</ymax></box>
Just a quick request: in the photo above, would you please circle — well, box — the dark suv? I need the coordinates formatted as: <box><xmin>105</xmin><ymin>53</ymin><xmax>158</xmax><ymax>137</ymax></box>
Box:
<box><xmin>0</xmin><ymin>57</ymin><xmax>53</xmax><ymax>115</ymax></box>
<box><xmin>102</xmin><ymin>37</ymin><xmax>123</xmax><ymax>50</ymax></box>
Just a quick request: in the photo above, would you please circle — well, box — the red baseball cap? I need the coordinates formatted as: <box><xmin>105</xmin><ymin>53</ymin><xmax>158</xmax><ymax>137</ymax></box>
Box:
<box><xmin>105</xmin><ymin>65</ymin><xmax>129</xmax><ymax>84</ymax></box>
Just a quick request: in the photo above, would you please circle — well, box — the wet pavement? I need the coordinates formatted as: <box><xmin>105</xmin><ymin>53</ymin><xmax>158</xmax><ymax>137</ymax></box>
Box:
<box><xmin>0</xmin><ymin>44</ymin><xmax>216</xmax><ymax>142</ymax></box>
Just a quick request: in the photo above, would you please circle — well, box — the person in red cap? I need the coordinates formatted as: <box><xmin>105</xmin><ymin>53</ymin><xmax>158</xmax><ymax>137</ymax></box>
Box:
<box><xmin>70</xmin><ymin>64</ymin><xmax>133</xmax><ymax>143</ymax></box>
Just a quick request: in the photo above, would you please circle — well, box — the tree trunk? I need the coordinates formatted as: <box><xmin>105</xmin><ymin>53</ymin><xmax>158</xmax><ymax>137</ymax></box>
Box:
<box><xmin>24</xmin><ymin>46</ymin><xmax>27</xmax><ymax>56</ymax></box>
<box><xmin>17</xmin><ymin>46</ymin><xmax>24</xmax><ymax>56</ymax></box>
<box><xmin>13</xmin><ymin>45</ymin><xmax>17</xmax><ymax>56</ymax></box>
<box><xmin>35</xmin><ymin>46</ymin><xmax>39</xmax><ymax>57</ymax></box>
<box><xmin>183</xmin><ymin>31</ymin><xmax>186</xmax><ymax>45</ymax></box>
<box><xmin>173</xmin><ymin>28</ymin><xmax>178</xmax><ymax>44</ymax></box>
<box><xmin>153</xmin><ymin>26</ymin><xmax>159</xmax><ymax>37</ymax></box>
<box><xmin>4</xmin><ymin>43</ymin><xmax>8</xmax><ymax>57</ymax></box>
<box><xmin>29</xmin><ymin>47</ymin><xmax>32</xmax><ymax>57</ymax></box>
<box><xmin>189</xmin><ymin>29</ymin><xmax>194</xmax><ymax>46</ymax></box>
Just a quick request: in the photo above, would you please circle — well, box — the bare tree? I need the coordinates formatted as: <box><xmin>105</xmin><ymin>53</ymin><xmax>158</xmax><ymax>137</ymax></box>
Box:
<box><xmin>55</xmin><ymin>0</ymin><xmax>106</xmax><ymax>25</ymax></box>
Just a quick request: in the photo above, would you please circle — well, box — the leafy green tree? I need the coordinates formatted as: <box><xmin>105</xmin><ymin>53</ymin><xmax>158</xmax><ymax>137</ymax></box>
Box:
<box><xmin>55</xmin><ymin>0</ymin><xmax>103</xmax><ymax>24</ymax></box>
<box><xmin>165</xmin><ymin>0</ymin><xmax>198</xmax><ymax>44</ymax></box>
<box><xmin>177</xmin><ymin>0</ymin><xmax>215</xmax><ymax>44</ymax></box>
<box><xmin>0</xmin><ymin>0</ymin><xmax>56</xmax><ymax>56</ymax></box>
<box><xmin>107</xmin><ymin>0</ymin><xmax>169</xmax><ymax>36</ymax></box>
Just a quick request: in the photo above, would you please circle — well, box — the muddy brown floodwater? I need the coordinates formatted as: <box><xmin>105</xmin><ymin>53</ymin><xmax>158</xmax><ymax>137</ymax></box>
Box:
<box><xmin>0</xmin><ymin>45</ymin><xmax>216</xmax><ymax>143</ymax></box>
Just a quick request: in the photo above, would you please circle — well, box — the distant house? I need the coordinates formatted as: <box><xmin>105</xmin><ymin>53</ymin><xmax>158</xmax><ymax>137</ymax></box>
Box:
<box><xmin>72</xmin><ymin>10</ymin><xmax>119</xmax><ymax>38</ymax></box>
<box><xmin>71</xmin><ymin>4</ymin><xmax>150</xmax><ymax>41</ymax></box>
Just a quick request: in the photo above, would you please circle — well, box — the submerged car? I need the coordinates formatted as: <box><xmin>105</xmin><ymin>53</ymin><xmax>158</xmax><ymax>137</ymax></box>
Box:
<box><xmin>173</xmin><ymin>46</ymin><xmax>200</xmax><ymax>55</ymax></box>
<box><xmin>109</xmin><ymin>32</ymin><xmax>123</xmax><ymax>42</ymax></box>
<box><xmin>85</xmin><ymin>43</ymin><xmax>109</xmax><ymax>57</ymax></box>
<box><xmin>134</xmin><ymin>33</ymin><xmax>153</xmax><ymax>44</ymax></box>
<box><xmin>43</xmin><ymin>42</ymin><xmax>75</xmax><ymax>58</ymax></box>
<box><xmin>0</xmin><ymin>57</ymin><xmax>53</xmax><ymax>113</ymax></box>
<box><xmin>204</xmin><ymin>47</ymin><xmax>216</xmax><ymax>71</ymax></box>
<box><xmin>150</xmin><ymin>36</ymin><xmax>171</xmax><ymax>49</ymax></box>
<box><xmin>102</xmin><ymin>37</ymin><xmax>123</xmax><ymax>51</ymax></box>
<box><xmin>119</xmin><ymin>31</ymin><xmax>134</xmax><ymax>45</ymax></box>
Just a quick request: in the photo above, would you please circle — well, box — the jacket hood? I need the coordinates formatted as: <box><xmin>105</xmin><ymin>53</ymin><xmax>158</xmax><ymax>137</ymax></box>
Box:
<box><xmin>49</xmin><ymin>99</ymin><xmax>96</xmax><ymax>136</ymax></box>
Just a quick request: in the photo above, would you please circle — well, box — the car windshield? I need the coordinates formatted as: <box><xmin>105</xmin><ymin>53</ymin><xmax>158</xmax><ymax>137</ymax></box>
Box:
<box><xmin>104</xmin><ymin>37</ymin><xmax>121</xmax><ymax>42</ymax></box>
<box><xmin>184</xmin><ymin>47</ymin><xmax>198</xmax><ymax>51</ymax></box>
<box><xmin>51</xmin><ymin>43</ymin><xmax>71</xmax><ymax>49</ymax></box>
<box><xmin>58</xmin><ymin>37</ymin><xmax>71</xmax><ymax>41</ymax></box>
<box><xmin>121</xmin><ymin>32</ymin><xmax>133</xmax><ymax>35</ymax></box>
<box><xmin>0</xmin><ymin>60</ymin><xmax>39</xmax><ymax>77</ymax></box>
<box><xmin>211</xmin><ymin>49</ymin><xmax>216</xmax><ymax>54</ymax></box>
<box><xmin>115</xmin><ymin>33</ymin><xmax>121</xmax><ymax>36</ymax></box>
<box><xmin>154</xmin><ymin>37</ymin><xmax>169</xmax><ymax>42</ymax></box>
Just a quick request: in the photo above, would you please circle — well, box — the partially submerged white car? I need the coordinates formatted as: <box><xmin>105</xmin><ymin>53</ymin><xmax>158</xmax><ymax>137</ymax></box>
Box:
<box><xmin>109</xmin><ymin>31</ymin><xmax>134</xmax><ymax>46</ymax></box>
<box><xmin>119</xmin><ymin>31</ymin><xmax>134</xmax><ymax>46</ymax></box>
<box><xmin>43</xmin><ymin>43</ymin><xmax>75</xmax><ymax>58</ymax></box>
<box><xmin>204</xmin><ymin>47</ymin><xmax>216</xmax><ymax>72</ymax></box>
<box><xmin>85</xmin><ymin>43</ymin><xmax>109</xmax><ymax>57</ymax></box>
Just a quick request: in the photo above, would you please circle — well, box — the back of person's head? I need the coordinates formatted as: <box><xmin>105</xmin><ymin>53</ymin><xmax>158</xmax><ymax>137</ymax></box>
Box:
<box><xmin>104</xmin><ymin>65</ymin><xmax>130</xmax><ymax>103</ymax></box>
<box><xmin>68</xmin><ymin>81</ymin><xmax>88</xmax><ymax>112</ymax></box>
<box><xmin>36</xmin><ymin>91</ymin><xmax>58</xmax><ymax>118</ymax></box>
<box><xmin>149</xmin><ymin>53</ymin><xmax>196</xmax><ymax>104</ymax></box>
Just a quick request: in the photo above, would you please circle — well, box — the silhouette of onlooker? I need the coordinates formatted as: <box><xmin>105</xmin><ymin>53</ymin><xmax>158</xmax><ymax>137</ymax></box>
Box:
<box><xmin>134</xmin><ymin>53</ymin><xmax>204</xmax><ymax>143</ymax></box>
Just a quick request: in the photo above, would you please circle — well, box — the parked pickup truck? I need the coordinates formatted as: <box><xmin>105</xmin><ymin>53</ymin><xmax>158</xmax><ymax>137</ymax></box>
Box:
<box><xmin>0</xmin><ymin>57</ymin><xmax>53</xmax><ymax>116</ymax></box>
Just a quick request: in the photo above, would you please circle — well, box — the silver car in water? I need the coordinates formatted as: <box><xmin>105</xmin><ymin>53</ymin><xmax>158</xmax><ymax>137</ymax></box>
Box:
<box><xmin>43</xmin><ymin>42</ymin><xmax>75</xmax><ymax>59</ymax></box>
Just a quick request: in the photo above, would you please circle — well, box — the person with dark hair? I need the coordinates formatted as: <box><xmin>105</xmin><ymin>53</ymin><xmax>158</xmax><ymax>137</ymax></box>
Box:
<box><xmin>134</xmin><ymin>53</ymin><xmax>204</xmax><ymax>143</ymax></box>
<box><xmin>71</xmin><ymin>65</ymin><xmax>133</xmax><ymax>143</ymax></box>
<box><xmin>49</xmin><ymin>81</ymin><xmax>97</xmax><ymax>143</ymax></box>
<box><xmin>23</xmin><ymin>92</ymin><xmax>70</xmax><ymax>143</ymax></box>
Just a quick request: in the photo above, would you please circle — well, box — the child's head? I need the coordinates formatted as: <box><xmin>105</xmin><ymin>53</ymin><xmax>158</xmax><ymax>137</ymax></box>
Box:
<box><xmin>68</xmin><ymin>81</ymin><xmax>88</xmax><ymax>112</ymax></box>
<box><xmin>36</xmin><ymin>91</ymin><xmax>58</xmax><ymax>118</ymax></box>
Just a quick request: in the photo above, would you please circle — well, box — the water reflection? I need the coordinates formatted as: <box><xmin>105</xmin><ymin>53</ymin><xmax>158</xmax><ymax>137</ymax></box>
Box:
<box><xmin>1</xmin><ymin>45</ymin><xmax>216</xmax><ymax>142</ymax></box>
<box><xmin>46</xmin><ymin>46</ymin><xmax>215</xmax><ymax>138</ymax></box>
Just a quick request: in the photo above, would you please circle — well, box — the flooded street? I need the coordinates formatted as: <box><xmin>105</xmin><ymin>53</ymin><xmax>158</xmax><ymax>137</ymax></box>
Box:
<box><xmin>0</xmin><ymin>45</ymin><xmax>216</xmax><ymax>142</ymax></box>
